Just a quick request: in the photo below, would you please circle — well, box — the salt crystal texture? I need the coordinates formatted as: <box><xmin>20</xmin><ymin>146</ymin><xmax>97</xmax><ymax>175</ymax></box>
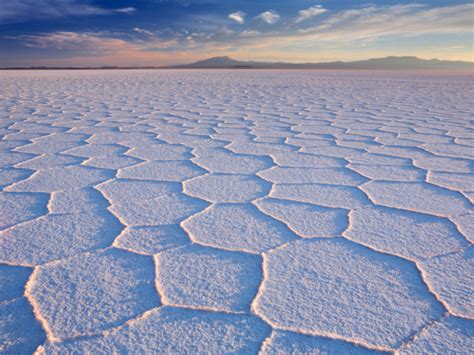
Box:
<box><xmin>0</xmin><ymin>69</ymin><xmax>472</xmax><ymax>353</ymax></box>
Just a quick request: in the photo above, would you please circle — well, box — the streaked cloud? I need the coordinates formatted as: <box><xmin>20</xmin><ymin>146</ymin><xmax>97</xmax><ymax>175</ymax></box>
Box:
<box><xmin>8</xmin><ymin>32</ymin><xmax>133</xmax><ymax>54</ymax></box>
<box><xmin>295</xmin><ymin>5</ymin><xmax>327</xmax><ymax>23</ymax></box>
<box><xmin>297</xmin><ymin>4</ymin><xmax>473</xmax><ymax>40</ymax></box>
<box><xmin>0</xmin><ymin>0</ymin><xmax>136</xmax><ymax>24</ymax></box>
<box><xmin>115</xmin><ymin>7</ymin><xmax>136</xmax><ymax>14</ymax></box>
<box><xmin>240</xmin><ymin>30</ymin><xmax>260</xmax><ymax>37</ymax></box>
<box><xmin>133</xmin><ymin>27</ymin><xmax>154</xmax><ymax>36</ymax></box>
<box><xmin>8</xmin><ymin>31</ymin><xmax>179</xmax><ymax>53</ymax></box>
<box><xmin>257</xmin><ymin>10</ymin><xmax>280</xmax><ymax>24</ymax></box>
<box><xmin>228</xmin><ymin>11</ymin><xmax>246</xmax><ymax>24</ymax></box>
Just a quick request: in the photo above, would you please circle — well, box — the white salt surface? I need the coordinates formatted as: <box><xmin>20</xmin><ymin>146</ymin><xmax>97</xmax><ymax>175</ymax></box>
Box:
<box><xmin>0</xmin><ymin>69</ymin><xmax>472</xmax><ymax>353</ymax></box>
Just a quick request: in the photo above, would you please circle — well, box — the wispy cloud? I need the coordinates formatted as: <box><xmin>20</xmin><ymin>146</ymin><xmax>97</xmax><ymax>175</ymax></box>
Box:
<box><xmin>115</xmin><ymin>7</ymin><xmax>136</xmax><ymax>14</ymax></box>
<box><xmin>257</xmin><ymin>10</ymin><xmax>280</xmax><ymax>24</ymax></box>
<box><xmin>7</xmin><ymin>30</ymin><xmax>179</xmax><ymax>54</ymax></box>
<box><xmin>0</xmin><ymin>0</ymin><xmax>136</xmax><ymax>24</ymax></box>
<box><xmin>8</xmin><ymin>32</ymin><xmax>132</xmax><ymax>53</ymax></box>
<box><xmin>228</xmin><ymin>11</ymin><xmax>245</xmax><ymax>24</ymax></box>
<box><xmin>133</xmin><ymin>27</ymin><xmax>154</xmax><ymax>36</ymax></box>
<box><xmin>297</xmin><ymin>4</ymin><xmax>473</xmax><ymax>40</ymax></box>
<box><xmin>240</xmin><ymin>30</ymin><xmax>260</xmax><ymax>37</ymax></box>
<box><xmin>295</xmin><ymin>5</ymin><xmax>327</xmax><ymax>23</ymax></box>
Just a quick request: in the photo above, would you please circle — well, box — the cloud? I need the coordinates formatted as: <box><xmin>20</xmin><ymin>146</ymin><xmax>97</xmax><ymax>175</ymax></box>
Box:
<box><xmin>240</xmin><ymin>30</ymin><xmax>260</xmax><ymax>37</ymax></box>
<box><xmin>297</xmin><ymin>4</ymin><xmax>473</xmax><ymax>41</ymax></box>
<box><xmin>0</xmin><ymin>0</ymin><xmax>136</xmax><ymax>24</ymax></box>
<box><xmin>133</xmin><ymin>27</ymin><xmax>154</xmax><ymax>36</ymax></box>
<box><xmin>8</xmin><ymin>30</ymin><xmax>180</xmax><ymax>54</ymax></box>
<box><xmin>257</xmin><ymin>10</ymin><xmax>280</xmax><ymax>24</ymax></box>
<box><xmin>295</xmin><ymin>5</ymin><xmax>327</xmax><ymax>23</ymax></box>
<box><xmin>115</xmin><ymin>7</ymin><xmax>136</xmax><ymax>14</ymax></box>
<box><xmin>228</xmin><ymin>11</ymin><xmax>245</xmax><ymax>24</ymax></box>
<box><xmin>9</xmin><ymin>32</ymin><xmax>131</xmax><ymax>53</ymax></box>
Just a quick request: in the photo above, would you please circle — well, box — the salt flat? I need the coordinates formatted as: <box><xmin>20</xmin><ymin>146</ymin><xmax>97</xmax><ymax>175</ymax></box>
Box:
<box><xmin>0</xmin><ymin>69</ymin><xmax>472</xmax><ymax>354</ymax></box>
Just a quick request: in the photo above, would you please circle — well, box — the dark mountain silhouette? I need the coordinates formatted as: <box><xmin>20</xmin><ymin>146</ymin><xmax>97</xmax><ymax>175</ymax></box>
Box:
<box><xmin>2</xmin><ymin>56</ymin><xmax>472</xmax><ymax>70</ymax></box>
<box><xmin>167</xmin><ymin>56</ymin><xmax>473</xmax><ymax>70</ymax></box>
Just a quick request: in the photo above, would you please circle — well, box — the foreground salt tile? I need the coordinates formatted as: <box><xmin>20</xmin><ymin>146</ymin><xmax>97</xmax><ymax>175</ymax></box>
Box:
<box><xmin>192</xmin><ymin>152</ymin><xmax>273</xmax><ymax>174</ymax></box>
<box><xmin>97</xmin><ymin>178</ymin><xmax>179</xmax><ymax>205</ymax></box>
<box><xmin>84</xmin><ymin>154</ymin><xmax>142</xmax><ymax>169</ymax></box>
<box><xmin>0</xmin><ymin>211</ymin><xmax>122</xmax><ymax>265</ymax></box>
<box><xmin>31</xmin><ymin>132</ymin><xmax>88</xmax><ymax>143</ymax></box>
<box><xmin>272</xmin><ymin>184</ymin><xmax>370</xmax><ymax>209</ymax></box>
<box><xmin>15</xmin><ymin>140</ymin><xmax>84</xmax><ymax>155</ymax></box>
<box><xmin>0</xmin><ymin>151</ymin><xmax>36</xmax><ymax>166</ymax></box>
<box><xmin>373</xmin><ymin>137</ymin><xmax>420</xmax><ymax>147</ymax></box>
<box><xmin>28</xmin><ymin>249</ymin><xmax>160</xmax><ymax>339</ymax></box>
<box><xmin>0</xmin><ymin>168</ymin><xmax>32</xmax><ymax>189</ymax></box>
<box><xmin>419</xmin><ymin>247</ymin><xmax>473</xmax><ymax>318</ymax></box>
<box><xmin>110</xmin><ymin>193</ymin><xmax>206</xmax><ymax>226</ymax></box>
<box><xmin>301</xmin><ymin>145</ymin><xmax>362</xmax><ymax>158</ymax></box>
<box><xmin>49</xmin><ymin>187</ymin><xmax>109</xmax><ymax>213</ymax></box>
<box><xmin>259</xmin><ymin>167</ymin><xmax>367</xmax><ymax>186</ymax></box>
<box><xmin>127</xmin><ymin>144</ymin><xmax>191</xmax><ymax>161</ymax></box>
<box><xmin>0</xmin><ymin>298</ymin><xmax>46</xmax><ymax>354</ymax></box>
<box><xmin>413</xmin><ymin>156</ymin><xmax>473</xmax><ymax>173</ymax></box>
<box><xmin>253</xmin><ymin>238</ymin><xmax>443</xmax><ymax>349</ymax></box>
<box><xmin>336</xmin><ymin>139</ymin><xmax>382</xmax><ymax>150</ymax></box>
<box><xmin>427</xmin><ymin>171</ymin><xmax>474</xmax><ymax>192</ymax></box>
<box><xmin>348</xmin><ymin>164</ymin><xmax>425</xmax><ymax>182</ymax></box>
<box><xmin>227</xmin><ymin>141</ymin><xmax>296</xmax><ymax>155</ymax></box>
<box><xmin>156</xmin><ymin>245</ymin><xmax>261</xmax><ymax>311</ymax></box>
<box><xmin>347</xmin><ymin>153</ymin><xmax>411</xmax><ymax>166</ymax></box>
<box><xmin>15</xmin><ymin>153</ymin><xmax>83</xmax><ymax>170</ymax></box>
<box><xmin>261</xmin><ymin>330</ymin><xmax>379</xmax><ymax>354</ymax></box>
<box><xmin>6</xmin><ymin>166</ymin><xmax>114</xmax><ymax>192</ymax></box>
<box><xmin>361</xmin><ymin>181</ymin><xmax>471</xmax><ymax>217</ymax></box>
<box><xmin>422</xmin><ymin>143</ymin><xmax>474</xmax><ymax>159</ymax></box>
<box><xmin>86</xmin><ymin>131</ymin><xmax>155</xmax><ymax>144</ymax></box>
<box><xmin>271</xmin><ymin>152</ymin><xmax>345</xmax><ymax>168</ymax></box>
<box><xmin>3</xmin><ymin>132</ymin><xmax>46</xmax><ymax>141</ymax></box>
<box><xmin>118</xmin><ymin>160</ymin><xmax>205</xmax><ymax>181</ymax></box>
<box><xmin>367</xmin><ymin>146</ymin><xmax>431</xmax><ymax>159</ymax></box>
<box><xmin>398</xmin><ymin>316</ymin><xmax>474</xmax><ymax>354</ymax></box>
<box><xmin>345</xmin><ymin>207</ymin><xmax>467</xmax><ymax>260</ymax></box>
<box><xmin>40</xmin><ymin>307</ymin><xmax>270</xmax><ymax>353</ymax></box>
<box><xmin>0</xmin><ymin>192</ymin><xmax>48</xmax><ymax>230</ymax></box>
<box><xmin>0</xmin><ymin>265</ymin><xmax>31</xmax><ymax>301</ymax></box>
<box><xmin>398</xmin><ymin>132</ymin><xmax>452</xmax><ymax>144</ymax></box>
<box><xmin>115</xmin><ymin>225</ymin><xmax>190</xmax><ymax>254</ymax></box>
<box><xmin>184</xmin><ymin>174</ymin><xmax>271</xmax><ymax>203</ymax></box>
<box><xmin>64</xmin><ymin>143</ymin><xmax>127</xmax><ymax>158</ymax></box>
<box><xmin>451</xmin><ymin>213</ymin><xmax>474</xmax><ymax>242</ymax></box>
<box><xmin>255</xmin><ymin>198</ymin><xmax>347</xmax><ymax>238</ymax></box>
<box><xmin>183</xmin><ymin>203</ymin><xmax>296</xmax><ymax>253</ymax></box>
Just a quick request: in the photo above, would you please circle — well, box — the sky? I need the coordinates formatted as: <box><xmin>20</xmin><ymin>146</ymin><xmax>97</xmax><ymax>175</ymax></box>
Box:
<box><xmin>0</xmin><ymin>0</ymin><xmax>472</xmax><ymax>67</ymax></box>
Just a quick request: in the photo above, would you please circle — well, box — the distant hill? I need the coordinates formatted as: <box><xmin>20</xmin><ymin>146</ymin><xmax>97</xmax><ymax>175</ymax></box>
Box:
<box><xmin>1</xmin><ymin>56</ymin><xmax>472</xmax><ymax>70</ymax></box>
<box><xmin>167</xmin><ymin>56</ymin><xmax>473</xmax><ymax>70</ymax></box>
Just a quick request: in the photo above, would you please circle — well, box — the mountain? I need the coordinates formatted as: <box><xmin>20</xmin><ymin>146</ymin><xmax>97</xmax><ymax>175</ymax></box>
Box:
<box><xmin>167</xmin><ymin>56</ymin><xmax>473</xmax><ymax>70</ymax></box>
<box><xmin>178</xmin><ymin>56</ymin><xmax>246</xmax><ymax>68</ymax></box>
<box><xmin>2</xmin><ymin>56</ymin><xmax>472</xmax><ymax>70</ymax></box>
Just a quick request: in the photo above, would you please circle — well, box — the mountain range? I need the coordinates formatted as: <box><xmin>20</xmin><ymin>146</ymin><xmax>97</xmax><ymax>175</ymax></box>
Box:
<box><xmin>2</xmin><ymin>56</ymin><xmax>472</xmax><ymax>70</ymax></box>
<box><xmin>167</xmin><ymin>56</ymin><xmax>473</xmax><ymax>70</ymax></box>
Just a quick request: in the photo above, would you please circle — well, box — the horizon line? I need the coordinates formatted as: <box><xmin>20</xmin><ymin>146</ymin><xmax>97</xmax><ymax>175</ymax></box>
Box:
<box><xmin>1</xmin><ymin>55</ymin><xmax>473</xmax><ymax>70</ymax></box>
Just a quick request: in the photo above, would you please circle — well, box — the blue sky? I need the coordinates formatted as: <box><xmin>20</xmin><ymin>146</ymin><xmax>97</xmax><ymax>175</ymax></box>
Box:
<box><xmin>0</xmin><ymin>0</ymin><xmax>472</xmax><ymax>67</ymax></box>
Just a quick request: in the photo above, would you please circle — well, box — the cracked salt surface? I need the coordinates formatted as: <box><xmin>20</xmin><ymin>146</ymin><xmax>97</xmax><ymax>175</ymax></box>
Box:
<box><xmin>0</xmin><ymin>69</ymin><xmax>472</xmax><ymax>353</ymax></box>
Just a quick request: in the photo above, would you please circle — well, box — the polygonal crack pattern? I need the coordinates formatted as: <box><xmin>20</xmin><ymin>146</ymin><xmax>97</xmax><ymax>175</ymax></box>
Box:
<box><xmin>0</xmin><ymin>70</ymin><xmax>472</xmax><ymax>353</ymax></box>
